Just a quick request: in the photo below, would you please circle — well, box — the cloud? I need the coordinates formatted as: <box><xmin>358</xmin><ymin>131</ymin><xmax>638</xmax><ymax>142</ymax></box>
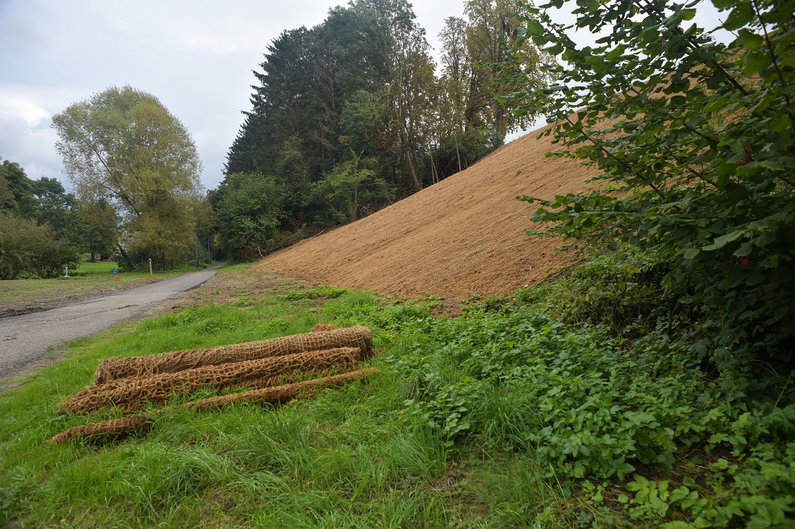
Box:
<box><xmin>0</xmin><ymin>92</ymin><xmax>50</xmax><ymax>128</ymax></box>
<box><xmin>0</xmin><ymin>85</ymin><xmax>80</xmax><ymax>182</ymax></box>
<box><xmin>0</xmin><ymin>0</ymin><xmax>361</xmax><ymax>190</ymax></box>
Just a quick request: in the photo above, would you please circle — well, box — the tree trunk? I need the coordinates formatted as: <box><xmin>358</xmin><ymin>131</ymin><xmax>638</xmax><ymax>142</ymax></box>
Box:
<box><xmin>406</xmin><ymin>148</ymin><xmax>422</xmax><ymax>192</ymax></box>
<box><xmin>455</xmin><ymin>132</ymin><xmax>463</xmax><ymax>173</ymax></box>
<box><xmin>495</xmin><ymin>104</ymin><xmax>506</xmax><ymax>139</ymax></box>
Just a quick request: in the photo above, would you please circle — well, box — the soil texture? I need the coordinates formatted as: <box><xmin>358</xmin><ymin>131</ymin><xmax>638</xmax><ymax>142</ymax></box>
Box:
<box><xmin>256</xmin><ymin>124</ymin><xmax>596</xmax><ymax>299</ymax></box>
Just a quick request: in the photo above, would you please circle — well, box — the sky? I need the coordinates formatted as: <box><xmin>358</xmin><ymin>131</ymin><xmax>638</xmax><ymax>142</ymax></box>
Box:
<box><xmin>0</xmin><ymin>0</ymin><xmax>466</xmax><ymax>191</ymax></box>
<box><xmin>0</xmin><ymin>1</ymin><xmax>726</xmax><ymax>192</ymax></box>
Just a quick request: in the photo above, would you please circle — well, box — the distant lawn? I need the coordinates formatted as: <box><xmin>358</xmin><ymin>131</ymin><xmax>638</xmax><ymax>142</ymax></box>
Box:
<box><xmin>0</xmin><ymin>261</ymin><xmax>186</xmax><ymax>316</ymax></box>
<box><xmin>71</xmin><ymin>260</ymin><xmax>119</xmax><ymax>276</ymax></box>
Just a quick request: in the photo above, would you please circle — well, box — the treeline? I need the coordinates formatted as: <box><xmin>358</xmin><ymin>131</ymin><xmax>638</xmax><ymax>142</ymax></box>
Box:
<box><xmin>0</xmin><ymin>159</ymin><xmax>116</xmax><ymax>278</ymax></box>
<box><xmin>212</xmin><ymin>0</ymin><xmax>548</xmax><ymax>259</ymax></box>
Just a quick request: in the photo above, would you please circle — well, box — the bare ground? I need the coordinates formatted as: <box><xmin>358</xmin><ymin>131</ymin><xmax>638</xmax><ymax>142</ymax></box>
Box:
<box><xmin>148</xmin><ymin>267</ymin><xmax>313</xmax><ymax>316</ymax></box>
<box><xmin>0</xmin><ymin>277</ymin><xmax>167</xmax><ymax>318</ymax></box>
<box><xmin>256</xmin><ymin>123</ymin><xmax>597</xmax><ymax>299</ymax></box>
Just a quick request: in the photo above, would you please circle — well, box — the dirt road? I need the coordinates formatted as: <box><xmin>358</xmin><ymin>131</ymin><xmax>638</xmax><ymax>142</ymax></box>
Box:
<box><xmin>0</xmin><ymin>268</ymin><xmax>218</xmax><ymax>382</ymax></box>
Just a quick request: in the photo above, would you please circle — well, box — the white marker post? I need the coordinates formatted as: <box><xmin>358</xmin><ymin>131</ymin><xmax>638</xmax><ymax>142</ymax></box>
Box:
<box><xmin>149</xmin><ymin>257</ymin><xmax>153</xmax><ymax>275</ymax></box>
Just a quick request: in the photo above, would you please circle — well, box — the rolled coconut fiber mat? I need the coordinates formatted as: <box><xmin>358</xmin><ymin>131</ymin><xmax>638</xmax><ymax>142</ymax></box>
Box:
<box><xmin>94</xmin><ymin>325</ymin><xmax>372</xmax><ymax>384</ymax></box>
<box><xmin>52</xmin><ymin>369</ymin><xmax>379</xmax><ymax>444</ymax></box>
<box><xmin>187</xmin><ymin>367</ymin><xmax>380</xmax><ymax>411</ymax></box>
<box><xmin>64</xmin><ymin>347</ymin><xmax>363</xmax><ymax>414</ymax></box>
<box><xmin>51</xmin><ymin>414</ymin><xmax>153</xmax><ymax>444</ymax></box>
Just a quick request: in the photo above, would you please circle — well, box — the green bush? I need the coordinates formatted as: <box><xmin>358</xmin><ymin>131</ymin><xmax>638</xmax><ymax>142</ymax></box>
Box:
<box><xmin>541</xmin><ymin>247</ymin><xmax>673</xmax><ymax>334</ymax></box>
<box><xmin>212</xmin><ymin>172</ymin><xmax>286</xmax><ymax>260</ymax></box>
<box><xmin>0</xmin><ymin>212</ymin><xmax>78</xmax><ymax>278</ymax></box>
<box><xmin>515</xmin><ymin>0</ymin><xmax>795</xmax><ymax>376</ymax></box>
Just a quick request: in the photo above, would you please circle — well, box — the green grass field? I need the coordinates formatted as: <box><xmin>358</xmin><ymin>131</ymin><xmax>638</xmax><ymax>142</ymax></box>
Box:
<box><xmin>0</xmin><ymin>269</ymin><xmax>792</xmax><ymax>528</ymax></box>
<box><xmin>0</xmin><ymin>261</ymin><xmax>187</xmax><ymax>316</ymax></box>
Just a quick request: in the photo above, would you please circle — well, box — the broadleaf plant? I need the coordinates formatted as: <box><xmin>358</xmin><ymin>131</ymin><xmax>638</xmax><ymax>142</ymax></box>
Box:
<box><xmin>512</xmin><ymin>0</ymin><xmax>795</xmax><ymax>375</ymax></box>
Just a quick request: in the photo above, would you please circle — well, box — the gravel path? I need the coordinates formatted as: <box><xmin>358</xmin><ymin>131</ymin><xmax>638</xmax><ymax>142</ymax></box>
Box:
<box><xmin>0</xmin><ymin>268</ymin><xmax>218</xmax><ymax>382</ymax></box>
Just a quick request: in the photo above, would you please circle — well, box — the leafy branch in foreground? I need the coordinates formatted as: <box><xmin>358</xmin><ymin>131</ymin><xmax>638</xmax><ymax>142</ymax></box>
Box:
<box><xmin>513</xmin><ymin>0</ymin><xmax>795</xmax><ymax>375</ymax></box>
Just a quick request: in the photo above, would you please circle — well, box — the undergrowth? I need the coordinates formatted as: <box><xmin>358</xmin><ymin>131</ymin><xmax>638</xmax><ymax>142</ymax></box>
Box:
<box><xmin>0</xmin><ymin>258</ymin><xmax>793</xmax><ymax>527</ymax></box>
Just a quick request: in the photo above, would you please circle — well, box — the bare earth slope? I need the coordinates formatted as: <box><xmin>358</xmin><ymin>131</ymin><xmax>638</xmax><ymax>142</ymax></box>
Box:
<box><xmin>256</xmin><ymin>124</ymin><xmax>597</xmax><ymax>299</ymax></box>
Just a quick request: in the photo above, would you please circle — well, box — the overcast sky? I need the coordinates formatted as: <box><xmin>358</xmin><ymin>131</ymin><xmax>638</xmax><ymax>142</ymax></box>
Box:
<box><xmin>0</xmin><ymin>0</ymin><xmax>468</xmax><ymax>191</ymax></box>
<box><xmin>0</xmin><ymin>1</ymin><xmax>725</xmax><ymax>192</ymax></box>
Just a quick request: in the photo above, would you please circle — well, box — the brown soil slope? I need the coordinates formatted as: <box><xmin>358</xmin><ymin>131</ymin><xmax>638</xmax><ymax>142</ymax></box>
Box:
<box><xmin>256</xmin><ymin>123</ymin><xmax>597</xmax><ymax>299</ymax></box>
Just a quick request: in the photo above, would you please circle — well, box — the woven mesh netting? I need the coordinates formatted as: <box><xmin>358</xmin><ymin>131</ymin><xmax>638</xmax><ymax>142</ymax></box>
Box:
<box><xmin>94</xmin><ymin>326</ymin><xmax>372</xmax><ymax>384</ymax></box>
<box><xmin>187</xmin><ymin>368</ymin><xmax>380</xmax><ymax>411</ymax></box>
<box><xmin>51</xmin><ymin>414</ymin><xmax>153</xmax><ymax>444</ymax></box>
<box><xmin>65</xmin><ymin>347</ymin><xmax>363</xmax><ymax>414</ymax></box>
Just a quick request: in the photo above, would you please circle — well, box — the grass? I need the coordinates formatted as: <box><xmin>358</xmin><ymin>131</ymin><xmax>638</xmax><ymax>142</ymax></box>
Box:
<box><xmin>0</xmin><ymin>292</ymin><xmax>455</xmax><ymax>528</ymax></box>
<box><xmin>0</xmin><ymin>261</ymin><xmax>192</xmax><ymax>316</ymax></box>
<box><xmin>0</xmin><ymin>279</ymin><xmax>792</xmax><ymax>528</ymax></box>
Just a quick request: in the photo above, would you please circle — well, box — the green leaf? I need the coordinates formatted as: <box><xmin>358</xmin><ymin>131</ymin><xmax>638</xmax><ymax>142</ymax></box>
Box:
<box><xmin>681</xmin><ymin>8</ymin><xmax>697</xmax><ymax>21</ymax></box>
<box><xmin>662</xmin><ymin>522</ymin><xmax>694</xmax><ymax>529</ymax></box>
<box><xmin>606</xmin><ymin>45</ymin><xmax>626</xmax><ymax>60</ymax></box>
<box><xmin>703</xmin><ymin>230</ymin><xmax>744</xmax><ymax>251</ymax></box>
<box><xmin>684</xmin><ymin>248</ymin><xmax>700</xmax><ymax>259</ymax></box>
<box><xmin>735</xmin><ymin>29</ymin><xmax>764</xmax><ymax>51</ymax></box>
<box><xmin>733</xmin><ymin>241</ymin><xmax>754</xmax><ymax>257</ymax></box>
<box><xmin>723</xmin><ymin>2</ymin><xmax>754</xmax><ymax>31</ymax></box>
<box><xmin>526</xmin><ymin>19</ymin><xmax>545</xmax><ymax>37</ymax></box>
<box><xmin>640</xmin><ymin>26</ymin><xmax>659</xmax><ymax>45</ymax></box>
<box><xmin>742</xmin><ymin>51</ymin><xmax>769</xmax><ymax>76</ymax></box>
<box><xmin>769</xmin><ymin>113</ymin><xmax>790</xmax><ymax>133</ymax></box>
<box><xmin>703</xmin><ymin>95</ymin><xmax>729</xmax><ymax>114</ymax></box>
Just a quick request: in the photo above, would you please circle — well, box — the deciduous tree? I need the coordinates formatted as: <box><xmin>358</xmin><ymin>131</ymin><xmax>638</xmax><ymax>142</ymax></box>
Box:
<box><xmin>78</xmin><ymin>199</ymin><xmax>119</xmax><ymax>261</ymax></box>
<box><xmin>464</xmin><ymin>0</ymin><xmax>547</xmax><ymax>137</ymax></box>
<box><xmin>52</xmin><ymin>86</ymin><xmax>203</xmax><ymax>270</ymax></box>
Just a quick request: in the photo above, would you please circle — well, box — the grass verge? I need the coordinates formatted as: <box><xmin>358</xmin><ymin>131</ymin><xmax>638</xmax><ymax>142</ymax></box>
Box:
<box><xmin>0</xmin><ymin>274</ymin><xmax>792</xmax><ymax>528</ymax></box>
<box><xmin>0</xmin><ymin>262</ymin><xmax>195</xmax><ymax>317</ymax></box>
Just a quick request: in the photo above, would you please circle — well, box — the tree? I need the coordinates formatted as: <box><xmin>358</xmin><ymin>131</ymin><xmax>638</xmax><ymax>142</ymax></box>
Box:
<box><xmin>218</xmin><ymin>0</ymin><xmax>550</xmax><ymax>251</ymax></box>
<box><xmin>52</xmin><ymin>86</ymin><xmax>203</xmax><ymax>270</ymax></box>
<box><xmin>0</xmin><ymin>167</ymin><xmax>11</xmax><ymax>208</ymax></box>
<box><xmin>516</xmin><ymin>0</ymin><xmax>795</xmax><ymax>373</ymax></box>
<box><xmin>464</xmin><ymin>0</ymin><xmax>548</xmax><ymax>137</ymax></box>
<box><xmin>273</xmin><ymin>136</ymin><xmax>312</xmax><ymax>229</ymax></box>
<box><xmin>213</xmin><ymin>173</ymin><xmax>286</xmax><ymax>259</ymax></box>
<box><xmin>438</xmin><ymin>16</ymin><xmax>472</xmax><ymax>173</ymax></box>
<box><xmin>29</xmin><ymin>177</ymin><xmax>83</xmax><ymax>248</ymax></box>
<box><xmin>314</xmin><ymin>155</ymin><xmax>389</xmax><ymax>223</ymax></box>
<box><xmin>0</xmin><ymin>160</ymin><xmax>37</xmax><ymax>218</ymax></box>
<box><xmin>78</xmin><ymin>199</ymin><xmax>118</xmax><ymax>261</ymax></box>
<box><xmin>1</xmin><ymin>161</ymin><xmax>74</xmax><ymax>233</ymax></box>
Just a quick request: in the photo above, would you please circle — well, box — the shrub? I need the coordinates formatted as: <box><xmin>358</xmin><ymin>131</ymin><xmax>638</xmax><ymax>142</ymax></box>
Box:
<box><xmin>0</xmin><ymin>212</ymin><xmax>78</xmax><ymax>278</ymax></box>
<box><xmin>514</xmin><ymin>0</ymin><xmax>795</xmax><ymax>375</ymax></box>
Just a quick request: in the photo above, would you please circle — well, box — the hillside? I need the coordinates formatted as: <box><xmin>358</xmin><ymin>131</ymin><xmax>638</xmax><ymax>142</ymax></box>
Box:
<box><xmin>256</xmin><ymin>123</ymin><xmax>598</xmax><ymax>298</ymax></box>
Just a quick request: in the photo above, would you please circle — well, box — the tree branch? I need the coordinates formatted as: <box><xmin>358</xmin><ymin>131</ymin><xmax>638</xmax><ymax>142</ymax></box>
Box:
<box><xmin>564</xmin><ymin>116</ymin><xmax>667</xmax><ymax>200</ymax></box>
<box><xmin>751</xmin><ymin>0</ymin><xmax>795</xmax><ymax>123</ymax></box>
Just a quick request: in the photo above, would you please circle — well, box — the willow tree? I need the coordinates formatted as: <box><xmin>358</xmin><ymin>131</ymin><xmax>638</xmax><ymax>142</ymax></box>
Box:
<box><xmin>53</xmin><ymin>86</ymin><xmax>203</xmax><ymax>269</ymax></box>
